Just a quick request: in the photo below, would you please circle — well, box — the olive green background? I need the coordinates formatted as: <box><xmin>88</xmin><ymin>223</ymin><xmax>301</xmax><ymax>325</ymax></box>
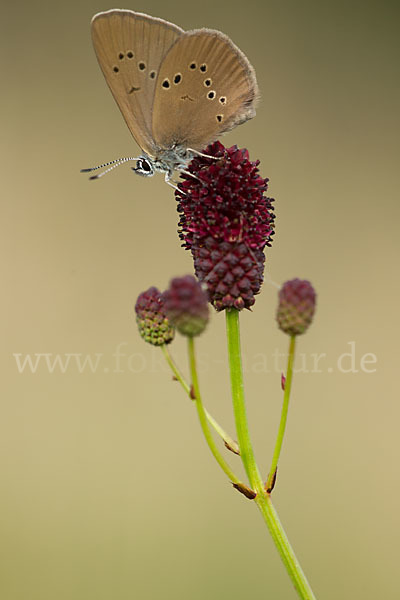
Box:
<box><xmin>2</xmin><ymin>0</ymin><xmax>399</xmax><ymax>598</ymax></box>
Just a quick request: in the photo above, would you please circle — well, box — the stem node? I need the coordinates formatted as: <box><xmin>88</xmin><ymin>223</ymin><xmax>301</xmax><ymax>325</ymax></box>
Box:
<box><xmin>232</xmin><ymin>482</ymin><xmax>257</xmax><ymax>500</ymax></box>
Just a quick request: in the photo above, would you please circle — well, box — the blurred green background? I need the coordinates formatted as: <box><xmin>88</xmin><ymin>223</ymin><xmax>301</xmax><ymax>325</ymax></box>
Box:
<box><xmin>2</xmin><ymin>0</ymin><xmax>399</xmax><ymax>598</ymax></box>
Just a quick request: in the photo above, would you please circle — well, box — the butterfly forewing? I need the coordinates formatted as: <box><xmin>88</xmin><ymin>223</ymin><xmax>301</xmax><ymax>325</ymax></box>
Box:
<box><xmin>151</xmin><ymin>29</ymin><xmax>259</xmax><ymax>151</ymax></box>
<box><xmin>91</xmin><ymin>10</ymin><xmax>183</xmax><ymax>157</ymax></box>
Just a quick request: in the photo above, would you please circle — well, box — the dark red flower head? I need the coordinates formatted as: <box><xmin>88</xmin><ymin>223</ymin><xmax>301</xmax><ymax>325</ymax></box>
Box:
<box><xmin>135</xmin><ymin>287</ymin><xmax>175</xmax><ymax>345</ymax></box>
<box><xmin>163</xmin><ymin>275</ymin><xmax>209</xmax><ymax>337</ymax></box>
<box><xmin>276</xmin><ymin>279</ymin><xmax>317</xmax><ymax>336</ymax></box>
<box><xmin>176</xmin><ymin>141</ymin><xmax>275</xmax><ymax>311</ymax></box>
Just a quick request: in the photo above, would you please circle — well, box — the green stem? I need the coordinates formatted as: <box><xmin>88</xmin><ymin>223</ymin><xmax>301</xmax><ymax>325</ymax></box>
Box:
<box><xmin>161</xmin><ymin>344</ymin><xmax>191</xmax><ymax>395</ymax></box>
<box><xmin>255</xmin><ymin>494</ymin><xmax>317</xmax><ymax>600</ymax></box>
<box><xmin>225</xmin><ymin>309</ymin><xmax>263</xmax><ymax>492</ymax></box>
<box><xmin>161</xmin><ymin>345</ymin><xmax>239</xmax><ymax>454</ymax></box>
<box><xmin>266</xmin><ymin>335</ymin><xmax>296</xmax><ymax>490</ymax></box>
<box><xmin>225</xmin><ymin>310</ymin><xmax>317</xmax><ymax>600</ymax></box>
<box><xmin>187</xmin><ymin>337</ymin><xmax>241</xmax><ymax>484</ymax></box>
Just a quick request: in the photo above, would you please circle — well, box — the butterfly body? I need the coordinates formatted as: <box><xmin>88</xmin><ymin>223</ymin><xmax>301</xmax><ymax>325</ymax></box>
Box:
<box><xmin>87</xmin><ymin>9</ymin><xmax>259</xmax><ymax>181</ymax></box>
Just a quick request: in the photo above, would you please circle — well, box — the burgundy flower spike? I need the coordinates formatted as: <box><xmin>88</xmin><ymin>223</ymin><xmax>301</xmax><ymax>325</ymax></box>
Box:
<box><xmin>176</xmin><ymin>141</ymin><xmax>275</xmax><ymax>311</ymax></box>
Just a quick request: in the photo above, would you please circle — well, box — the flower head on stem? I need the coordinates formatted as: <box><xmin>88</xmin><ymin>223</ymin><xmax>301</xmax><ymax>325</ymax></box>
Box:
<box><xmin>163</xmin><ymin>275</ymin><xmax>209</xmax><ymax>337</ymax></box>
<box><xmin>135</xmin><ymin>287</ymin><xmax>175</xmax><ymax>345</ymax></box>
<box><xmin>176</xmin><ymin>141</ymin><xmax>275</xmax><ymax>311</ymax></box>
<box><xmin>277</xmin><ymin>278</ymin><xmax>317</xmax><ymax>336</ymax></box>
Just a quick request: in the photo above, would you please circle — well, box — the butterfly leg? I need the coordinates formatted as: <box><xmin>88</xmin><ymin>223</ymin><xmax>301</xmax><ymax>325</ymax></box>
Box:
<box><xmin>186</xmin><ymin>148</ymin><xmax>220</xmax><ymax>161</ymax></box>
<box><xmin>180</xmin><ymin>169</ymin><xmax>201</xmax><ymax>183</ymax></box>
<box><xmin>164</xmin><ymin>172</ymin><xmax>181</xmax><ymax>192</ymax></box>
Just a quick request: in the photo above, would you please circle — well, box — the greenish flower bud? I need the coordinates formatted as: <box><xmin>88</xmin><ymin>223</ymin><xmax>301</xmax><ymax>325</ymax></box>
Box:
<box><xmin>135</xmin><ymin>287</ymin><xmax>175</xmax><ymax>345</ymax></box>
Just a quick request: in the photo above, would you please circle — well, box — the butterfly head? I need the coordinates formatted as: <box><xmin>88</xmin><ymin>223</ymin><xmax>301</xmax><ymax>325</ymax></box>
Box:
<box><xmin>132</xmin><ymin>157</ymin><xmax>155</xmax><ymax>177</ymax></box>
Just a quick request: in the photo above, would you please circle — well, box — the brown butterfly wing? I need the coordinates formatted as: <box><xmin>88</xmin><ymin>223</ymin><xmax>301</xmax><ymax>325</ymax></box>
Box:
<box><xmin>151</xmin><ymin>29</ymin><xmax>259</xmax><ymax>151</ymax></box>
<box><xmin>91</xmin><ymin>10</ymin><xmax>184</xmax><ymax>157</ymax></box>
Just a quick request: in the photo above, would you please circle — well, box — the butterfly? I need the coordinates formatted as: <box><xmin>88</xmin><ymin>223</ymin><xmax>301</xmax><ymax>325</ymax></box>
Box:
<box><xmin>81</xmin><ymin>9</ymin><xmax>259</xmax><ymax>186</ymax></box>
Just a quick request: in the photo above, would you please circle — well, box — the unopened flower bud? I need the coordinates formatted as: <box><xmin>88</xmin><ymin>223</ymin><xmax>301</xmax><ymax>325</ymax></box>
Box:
<box><xmin>163</xmin><ymin>275</ymin><xmax>209</xmax><ymax>337</ymax></box>
<box><xmin>135</xmin><ymin>287</ymin><xmax>175</xmax><ymax>345</ymax></box>
<box><xmin>277</xmin><ymin>279</ymin><xmax>316</xmax><ymax>336</ymax></box>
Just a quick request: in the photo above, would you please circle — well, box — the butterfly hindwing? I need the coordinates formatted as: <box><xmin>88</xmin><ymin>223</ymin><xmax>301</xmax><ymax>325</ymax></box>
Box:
<box><xmin>151</xmin><ymin>29</ymin><xmax>259</xmax><ymax>151</ymax></box>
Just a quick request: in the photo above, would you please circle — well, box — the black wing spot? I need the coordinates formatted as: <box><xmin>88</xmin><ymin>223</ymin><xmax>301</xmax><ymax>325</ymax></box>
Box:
<box><xmin>138</xmin><ymin>62</ymin><xmax>146</xmax><ymax>71</ymax></box>
<box><xmin>127</xmin><ymin>51</ymin><xmax>134</xmax><ymax>58</ymax></box>
<box><xmin>189</xmin><ymin>62</ymin><xmax>197</xmax><ymax>70</ymax></box>
<box><xmin>204</xmin><ymin>79</ymin><xmax>212</xmax><ymax>87</ymax></box>
<box><xmin>219</xmin><ymin>96</ymin><xmax>226</xmax><ymax>104</ymax></box>
<box><xmin>174</xmin><ymin>73</ymin><xmax>182</xmax><ymax>84</ymax></box>
<box><xmin>200</xmin><ymin>64</ymin><xmax>207</xmax><ymax>72</ymax></box>
<box><xmin>216</xmin><ymin>114</ymin><xmax>223</xmax><ymax>122</ymax></box>
<box><xmin>207</xmin><ymin>91</ymin><xmax>216</xmax><ymax>100</ymax></box>
<box><xmin>118</xmin><ymin>53</ymin><xmax>124</xmax><ymax>60</ymax></box>
<box><xmin>162</xmin><ymin>79</ymin><xmax>170</xmax><ymax>88</ymax></box>
<box><xmin>150</xmin><ymin>70</ymin><xmax>156</xmax><ymax>79</ymax></box>
<box><xmin>113</xmin><ymin>66</ymin><xmax>119</xmax><ymax>73</ymax></box>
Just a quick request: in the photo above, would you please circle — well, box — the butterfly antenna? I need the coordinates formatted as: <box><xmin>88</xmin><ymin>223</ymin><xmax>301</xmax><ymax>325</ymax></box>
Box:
<box><xmin>80</xmin><ymin>157</ymin><xmax>140</xmax><ymax>180</ymax></box>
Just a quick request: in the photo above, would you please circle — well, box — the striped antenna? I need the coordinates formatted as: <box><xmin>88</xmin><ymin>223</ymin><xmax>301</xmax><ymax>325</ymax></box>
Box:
<box><xmin>80</xmin><ymin>157</ymin><xmax>140</xmax><ymax>180</ymax></box>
